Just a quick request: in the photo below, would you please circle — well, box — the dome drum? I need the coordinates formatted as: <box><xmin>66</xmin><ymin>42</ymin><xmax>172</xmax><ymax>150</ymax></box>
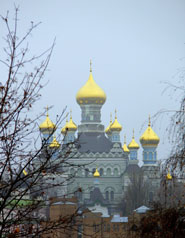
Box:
<box><xmin>139</xmin><ymin>140</ymin><xmax>159</xmax><ymax>147</ymax></box>
<box><xmin>77</xmin><ymin>98</ymin><xmax>106</xmax><ymax>105</ymax></box>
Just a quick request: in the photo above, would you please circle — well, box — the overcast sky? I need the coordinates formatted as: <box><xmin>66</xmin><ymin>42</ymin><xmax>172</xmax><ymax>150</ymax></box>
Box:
<box><xmin>1</xmin><ymin>0</ymin><xmax>185</xmax><ymax>164</ymax></box>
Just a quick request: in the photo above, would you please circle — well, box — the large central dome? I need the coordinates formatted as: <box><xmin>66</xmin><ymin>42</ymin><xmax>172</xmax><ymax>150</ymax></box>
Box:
<box><xmin>76</xmin><ymin>69</ymin><xmax>106</xmax><ymax>105</ymax></box>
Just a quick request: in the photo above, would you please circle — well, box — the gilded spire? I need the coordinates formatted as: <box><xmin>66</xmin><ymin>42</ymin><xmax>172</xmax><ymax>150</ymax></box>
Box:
<box><xmin>46</xmin><ymin>105</ymin><xmax>49</xmax><ymax>117</ymax></box>
<box><xmin>105</xmin><ymin>113</ymin><xmax>113</xmax><ymax>134</ymax></box>
<box><xmin>123</xmin><ymin>134</ymin><xmax>130</xmax><ymax>153</ymax></box>
<box><xmin>148</xmin><ymin>114</ymin><xmax>151</xmax><ymax>127</ymax></box>
<box><xmin>110</xmin><ymin>112</ymin><xmax>112</xmax><ymax>123</ymax></box>
<box><xmin>70</xmin><ymin>109</ymin><xmax>72</xmax><ymax>119</ymax></box>
<box><xmin>132</xmin><ymin>129</ymin><xmax>135</xmax><ymax>139</ymax></box>
<box><xmin>115</xmin><ymin>109</ymin><xmax>117</xmax><ymax>119</ymax></box>
<box><xmin>90</xmin><ymin>59</ymin><xmax>92</xmax><ymax>72</ymax></box>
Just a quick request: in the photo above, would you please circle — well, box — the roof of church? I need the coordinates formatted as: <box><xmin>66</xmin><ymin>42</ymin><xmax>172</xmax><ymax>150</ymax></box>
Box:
<box><xmin>124</xmin><ymin>164</ymin><xmax>141</xmax><ymax>175</ymax></box>
<box><xmin>77</xmin><ymin>132</ymin><xmax>113</xmax><ymax>153</ymax></box>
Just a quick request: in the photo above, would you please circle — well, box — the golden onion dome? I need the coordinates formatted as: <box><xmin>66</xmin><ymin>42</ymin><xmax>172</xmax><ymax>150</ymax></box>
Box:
<box><xmin>94</xmin><ymin>168</ymin><xmax>100</xmax><ymax>177</ymax></box>
<box><xmin>122</xmin><ymin>135</ymin><xmax>130</xmax><ymax>153</ymax></box>
<box><xmin>76</xmin><ymin>60</ymin><xmax>106</xmax><ymax>105</ymax></box>
<box><xmin>110</xmin><ymin>110</ymin><xmax>122</xmax><ymax>132</ymax></box>
<box><xmin>166</xmin><ymin>170</ymin><xmax>172</xmax><ymax>180</ymax></box>
<box><xmin>67</xmin><ymin>111</ymin><xmax>77</xmax><ymax>131</ymax></box>
<box><xmin>128</xmin><ymin>129</ymin><xmax>140</xmax><ymax>149</ymax></box>
<box><xmin>61</xmin><ymin>117</ymin><xmax>68</xmax><ymax>134</ymax></box>
<box><xmin>105</xmin><ymin>113</ymin><xmax>113</xmax><ymax>134</ymax></box>
<box><xmin>39</xmin><ymin>108</ymin><xmax>56</xmax><ymax>131</ymax></box>
<box><xmin>49</xmin><ymin>135</ymin><xmax>60</xmax><ymax>148</ymax></box>
<box><xmin>61</xmin><ymin>112</ymin><xmax>77</xmax><ymax>134</ymax></box>
<box><xmin>140</xmin><ymin>116</ymin><xmax>160</xmax><ymax>146</ymax></box>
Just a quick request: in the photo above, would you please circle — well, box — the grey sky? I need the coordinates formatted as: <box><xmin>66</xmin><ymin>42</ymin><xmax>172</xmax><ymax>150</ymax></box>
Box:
<box><xmin>1</xmin><ymin>0</ymin><xmax>185</xmax><ymax>163</ymax></box>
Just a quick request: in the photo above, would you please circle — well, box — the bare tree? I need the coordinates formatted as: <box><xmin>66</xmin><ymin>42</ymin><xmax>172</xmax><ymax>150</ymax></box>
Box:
<box><xmin>119</xmin><ymin>169</ymin><xmax>150</xmax><ymax>216</ymax></box>
<box><xmin>129</xmin><ymin>66</ymin><xmax>185</xmax><ymax>238</ymax></box>
<box><xmin>0</xmin><ymin>7</ymin><xmax>82</xmax><ymax>237</ymax></box>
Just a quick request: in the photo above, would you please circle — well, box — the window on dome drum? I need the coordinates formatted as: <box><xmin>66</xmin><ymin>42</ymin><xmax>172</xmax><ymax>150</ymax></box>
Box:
<box><xmin>144</xmin><ymin>152</ymin><xmax>147</xmax><ymax>160</ymax></box>
<box><xmin>106</xmin><ymin>191</ymin><xmax>108</xmax><ymax>200</ymax></box>
<box><xmin>106</xmin><ymin>168</ymin><xmax>111</xmax><ymax>176</ymax></box>
<box><xmin>149</xmin><ymin>152</ymin><xmax>153</xmax><ymax>160</ymax></box>
<box><xmin>110</xmin><ymin>191</ymin><xmax>114</xmax><ymax>201</ymax></box>
<box><xmin>154</xmin><ymin>152</ymin><xmax>157</xmax><ymax>160</ymax></box>
<box><xmin>100</xmin><ymin>168</ymin><xmax>103</xmax><ymax>176</ymax></box>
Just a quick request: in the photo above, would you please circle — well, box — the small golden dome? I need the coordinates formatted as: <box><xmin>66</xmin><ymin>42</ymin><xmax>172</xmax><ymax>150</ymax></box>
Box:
<box><xmin>76</xmin><ymin>60</ymin><xmax>106</xmax><ymax>105</ymax></box>
<box><xmin>94</xmin><ymin>168</ymin><xmax>100</xmax><ymax>177</ymax></box>
<box><xmin>61</xmin><ymin>111</ymin><xmax>77</xmax><ymax>134</ymax></box>
<box><xmin>122</xmin><ymin>135</ymin><xmax>130</xmax><ymax>153</ymax></box>
<box><xmin>39</xmin><ymin>108</ymin><xmax>56</xmax><ymax>131</ymax></box>
<box><xmin>140</xmin><ymin>116</ymin><xmax>160</xmax><ymax>146</ymax></box>
<box><xmin>67</xmin><ymin>110</ymin><xmax>77</xmax><ymax>131</ymax></box>
<box><xmin>105</xmin><ymin>113</ymin><xmax>112</xmax><ymax>134</ymax></box>
<box><xmin>166</xmin><ymin>170</ymin><xmax>172</xmax><ymax>180</ymax></box>
<box><xmin>61</xmin><ymin>117</ymin><xmax>68</xmax><ymax>134</ymax></box>
<box><xmin>49</xmin><ymin>136</ymin><xmax>60</xmax><ymax>148</ymax></box>
<box><xmin>110</xmin><ymin>110</ymin><xmax>122</xmax><ymax>132</ymax></box>
<box><xmin>128</xmin><ymin>129</ymin><xmax>140</xmax><ymax>149</ymax></box>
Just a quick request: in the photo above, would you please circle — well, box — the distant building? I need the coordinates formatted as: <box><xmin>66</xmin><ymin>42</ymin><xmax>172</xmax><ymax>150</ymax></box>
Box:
<box><xmin>38</xmin><ymin>61</ymin><xmax>161</xmax><ymax>215</ymax></box>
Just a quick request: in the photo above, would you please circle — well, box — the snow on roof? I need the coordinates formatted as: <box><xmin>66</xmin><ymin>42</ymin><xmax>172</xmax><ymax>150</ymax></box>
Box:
<box><xmin>111</xmin><ymin>214</ymin><xmax>128</xmax><ymax>223</ymax></box>
<box><xmin>134</xmin><ymin>205</ymin><xmax>150</xmax><ymax>214</ymax></box>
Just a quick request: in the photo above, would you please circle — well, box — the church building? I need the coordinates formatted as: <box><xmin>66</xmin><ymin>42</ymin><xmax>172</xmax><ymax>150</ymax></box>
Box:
<box><xmin>39</xmin><ymin>62</ymin><xmax>160</xmax><ymax>215</ymax></box>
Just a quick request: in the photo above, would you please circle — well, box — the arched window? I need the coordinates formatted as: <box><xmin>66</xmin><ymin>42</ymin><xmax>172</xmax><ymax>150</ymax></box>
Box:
<box><xmin>85</xmin><ymin>169</ymin><xmax>89</xmax><ymax>177</ymax></box>
<box><xmin>100</xmin><ymin>168</ymin><xmax>103</xmax><ymax>176</ymax></box>
<box><xmin>110</xmin><ymin>191</ymin><xmax>114</xmax><ymax>201</ymax></box>
<box><xmin>114</xmin><ymin>168</ymin><xmax>118</xmax><ymax>176</ymax></box>
<box><xmin>70</xmin><ymin>168</ymin><xmax>75</xmax><ymax>175</ymax></box>
<box><xmin>92</xmin><ymin>168</ymin><xmax>96</xmax><ymax>175</ymax></box>
<box><xmin>77</xmin><ymin>169</ymin><xmax>81</xmax><ymax>176</ymax></box>
<box><xmin>105</xmin><ymin>191</ymin><xmax>109</xmax><ymax>201</ymax></box>
<box><xmin>106</xmin><ymin>168</ymin><xmax>111</xmax><ymax>176</ymax></box>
